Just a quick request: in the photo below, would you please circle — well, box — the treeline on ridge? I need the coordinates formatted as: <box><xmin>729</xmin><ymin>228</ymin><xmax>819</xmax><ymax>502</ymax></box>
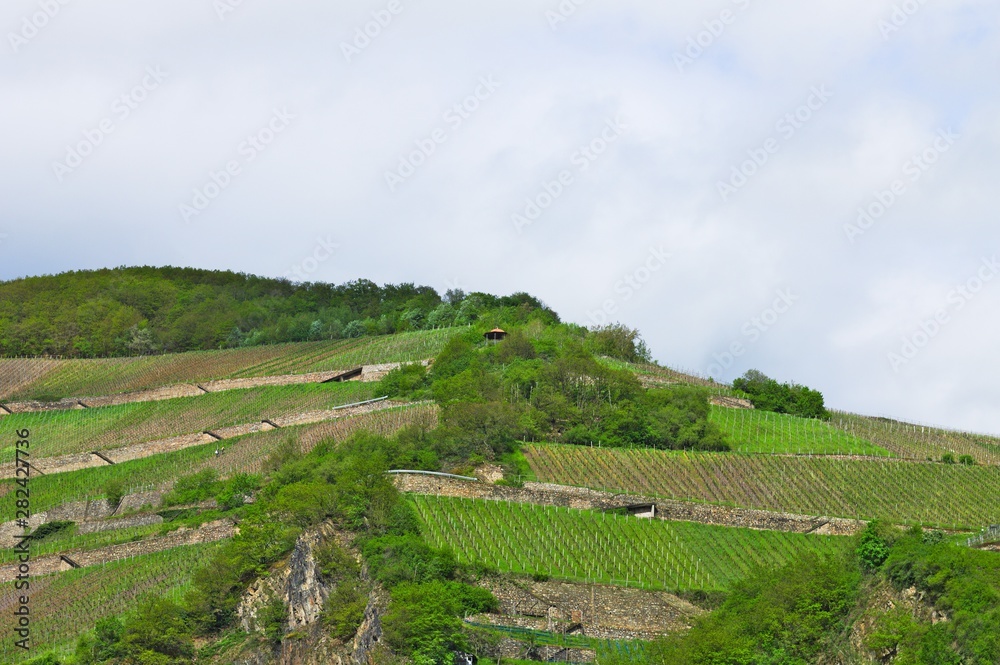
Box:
<box><xmin>0</xmin><ymin>266</ymin><xmax>558</xmax><ymax>358</ymax></box>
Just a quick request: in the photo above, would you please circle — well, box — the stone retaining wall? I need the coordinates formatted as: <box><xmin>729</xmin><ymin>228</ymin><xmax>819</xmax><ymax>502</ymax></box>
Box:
<box><xmin>0</xmin><ymin>362</ymin><xmax>428</xmax><ymax>416</ymax></box>
<box><xmin>9</xmin><ymin>400</ymin><xmax>402</xmax><ymax>480</ymax></box>
<box><xmin>77</xmin><ymin>512</ymin><xmax>164</xmax><ymax>534</ymax></box>
<box><xmin>477</xmin><ymin>576</ymin><xmax>701</xmax><ymax>639</ymax></box>
<box><xmin>0</xmin><ymin>519</ymin><xmax>235</xmax><ymax>583</ymax></box>
<box><xmin>393</xmin><ymin>473</ymin><xmax>865</xmax><ymax>535</ymax></box>
<box><xmin>0</xmin><ymin>490</ymin><xmax>166</xmax><ymax>548</ymax></box>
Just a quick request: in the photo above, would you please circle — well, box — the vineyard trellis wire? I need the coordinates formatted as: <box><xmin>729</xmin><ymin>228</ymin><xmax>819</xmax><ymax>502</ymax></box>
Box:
<box><xmin>410</xmin><ymin>495</ymin><xmax>850</xmax><ymax>593</ymax></box>
<box><xmin>523</xmin><ymin>443</ymin><xmax>1000</xmax><ymax>530</ymax></box>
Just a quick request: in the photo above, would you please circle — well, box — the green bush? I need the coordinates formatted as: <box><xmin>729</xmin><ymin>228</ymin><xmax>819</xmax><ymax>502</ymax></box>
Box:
<box><xmin>857</xmin><ymin>522</ymin><xmax>891</xmax><ymax>571</ymax></box>
<box><xmin>31</xmin><ymin>520</ymin><xmax>74</xmax><ymax>540</ymax></box>
<box><xmin>942</xmin><ymin>453</ymin><xmax>956</xmax><ymax>464</ymax></box>
<box><xmin>733</xmin><ymin>369</ymin><xmax>830</xmax><ymax>419</ymax></box>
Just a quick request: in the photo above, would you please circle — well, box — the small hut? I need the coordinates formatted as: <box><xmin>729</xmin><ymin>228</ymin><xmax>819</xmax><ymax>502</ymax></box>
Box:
<box><xmin>483</xmin><ymin>327</ymin><xmax>507</xmax><ymax>343</ymax></box>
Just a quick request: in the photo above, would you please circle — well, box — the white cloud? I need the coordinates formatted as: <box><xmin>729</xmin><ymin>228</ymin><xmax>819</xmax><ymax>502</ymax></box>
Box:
<box><xmin>1</xmin><ymin>0</ymin><xmax>998</xmax><ymax>433</ymax></box>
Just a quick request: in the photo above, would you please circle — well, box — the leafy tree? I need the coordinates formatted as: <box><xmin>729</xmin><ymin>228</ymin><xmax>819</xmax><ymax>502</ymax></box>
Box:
<box><xmin>733</xmin><ymin>369</ymin><xmax>830</xmax><ymax>419</ymax></box>
<box><xmin>584</xmin><ymin>323</ymin><xmax>652</xmax><ymax>363</ymax></box>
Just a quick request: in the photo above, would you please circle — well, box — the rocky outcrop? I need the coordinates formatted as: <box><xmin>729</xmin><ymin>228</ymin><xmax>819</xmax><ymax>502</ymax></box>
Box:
<box><xmin>236</xmin><ymin>523</ymin><xmax>388</xmax><ymax>665</ymax></box>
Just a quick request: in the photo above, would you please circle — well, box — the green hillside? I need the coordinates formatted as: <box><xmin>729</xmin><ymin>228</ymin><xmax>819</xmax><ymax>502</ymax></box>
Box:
<box><xmin>524</xmin><ymin>443</ymin><xmax>1000</xmax><ymax>528</ymax></box>
<box><xmin>6</xmin><ymin>271</ymin><xmax>1000</xmax><ymax>665</ymax></box>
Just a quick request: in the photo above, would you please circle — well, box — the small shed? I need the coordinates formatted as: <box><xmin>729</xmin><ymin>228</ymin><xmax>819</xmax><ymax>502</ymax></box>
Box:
<box><xmin>484</xmin><ymin>327</ymin><xmax>507</xmax><ymax>343</ymax></box>
<box><xmin>626</xmin><ymin>503</ymin><xmax>656</xmax><ymax>519</ymax></box>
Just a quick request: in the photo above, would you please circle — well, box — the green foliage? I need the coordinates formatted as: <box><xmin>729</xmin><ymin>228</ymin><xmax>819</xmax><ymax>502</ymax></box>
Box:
<box><xmin>379</xmin><ymin>363</ymin><xmax>431</xmax><ymax>399</ymax></box>
<box><xmin>77</xmin><ymin>599</ymin><xmax>195</xmax><ymax>664</ymax></box>
<box><xmin>259</xmin><ymin>594</ymin><xmax>287</xmax><ymax>646</ymax></box>
<box><xmin>959</xmin><ymin>454</ymin><xmax>975</xmax><ymax>466</ymax></box>
<box><xmin>103</xmin><ymin>480</ymin><xmax>125</xmax><ymax>510</ymax></box>
<box><xmin>216</xmin><ymin>473</ymin><xmax>261</xmax><ymax>510</ymax></box>
<box><xmin>733</xmin><ymin>369</ymin><xmax>830</xmax><ymax>419</ymax></box>
<box><xmin>584</xmin><ymin>324</ymin><xmax>652</xmax><ymax>363</ymax></box>
<box><xmin>857</xmin><ymin>521</ymin><xmax>892</xmax><ymax>571</ymax></box>
<box><xmin>163</xmin><ymin>468</ymin><xmax>220</xmax><ymax>506</ymax></box>
<box><xmin>362</xmin><ymin>534</ymin><xmax>458</xmax><ymax>588</ymax></box>
<box><xmin>942</xmin><ymin>452</ymin><xmax>956</xmax><ymax>464</ymax></box>
<box><xmin>0</xmin><ymin>268</ymin><xmax>559</xmax><ymax>358</ymax></box>
<box><xmin>31</xmin><ymin>520</ymin><xmax>75</xmax><ymax>540</ymax></box>
<box><xmin>650</xmin><ymin>553</ymin><xmax>859</xmax><ymax>664</ymax></box>
<box><xmin>870</xmin><ymin>530</ymin><xmax>1000</xmax><ymax>663</ymax></box>
<box><xmin>382</xmin><ymin>581</ymin><xmax>498</xmax><ymax>665</ymax></box>
<box><xmin>425</xmin><ymin>325</ymin><xmax>726</xmax><ymax>457</ymax></box>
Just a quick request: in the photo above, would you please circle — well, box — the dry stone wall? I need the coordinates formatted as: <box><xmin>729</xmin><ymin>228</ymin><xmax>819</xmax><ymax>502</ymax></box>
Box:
<box><xmin>477</xmin><ymin>576</ymin><xmax>702</xmax><ymax>639</ymax></box>
<box><xmin>393</xmin><ymin>473</ymin><xmax>865</xmax><ymax>535</ymax></box>
<box><xmin>11</xmin><ymin>399</ymin><xmax>402</xmax><ymax>479</ymax></box>
<box><xmin>0</xmin><ymin>519</ymin><xmax>235</xmax><ymax>583</ymax></box>
<box><xmin>0</xmin><ymin>363</ymin><xmax>427</xmax><ymax>416</ymax></box>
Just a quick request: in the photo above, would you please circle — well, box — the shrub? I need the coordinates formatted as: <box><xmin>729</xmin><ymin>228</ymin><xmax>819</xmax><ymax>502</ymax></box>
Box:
<box><xmin>942</xmin><ymin>453</ymin><xmax>956</xmax><ymax>464</ymax></box>
<box><xmin>103</xmin><ymin>480</ymin><xmax>125</xmax><ymax>511</ymax></box>
<box><xmin>959</xmin><ymin>454</ymin><xmax>975</xmax><ymax>466</ymax></box>
<box><xmin>31</xmin><ymin>520</ymin><xmax>74</xmax><ymax>540</ymax></box>
<box><xmin>857</xmin><ymin>522</ymin><xmax>891</xmax><ymax>571</ymax></box>
<box><xmin>733</xmin><ymin>369</ymin><xmax>830</xmax><ymax>419</ymax></box>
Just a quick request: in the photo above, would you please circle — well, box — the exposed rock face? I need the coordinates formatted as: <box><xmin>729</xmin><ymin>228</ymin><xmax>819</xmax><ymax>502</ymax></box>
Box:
<box><xmin>235</xmin><ymin>522</ymin><xmax>388</xmax><ymax>665</ymax></box>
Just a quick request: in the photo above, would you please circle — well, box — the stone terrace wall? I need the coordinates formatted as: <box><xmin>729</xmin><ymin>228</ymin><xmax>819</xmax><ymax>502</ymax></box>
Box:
<box><xmin>0</xmin><ymin>519</ymin><xmax>235</xmax><ymax>583</ymax></box>
<box><xmin>0</xmin><ymin>363</ymin><xmax>424</xmax><ymax>416</ymax></box>
<box><xmin>393</xmin><ymin>473</ymin><xmax>865</xmax><ymax>535</ymax></box>
<box><xmin>9</xmin><ymin>399</ymin><xmax>401</xmax><ymax>480</ymax></box>
<box><xmin>478</xmin><ymin>576</ymin><xmax>701</xmax><ymax>639</ymax></box>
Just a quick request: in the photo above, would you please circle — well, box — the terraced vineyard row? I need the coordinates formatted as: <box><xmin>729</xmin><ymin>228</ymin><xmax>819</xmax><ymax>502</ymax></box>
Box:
<box><xmin>0</xmin><ymin>542</ymin><xmax>221</xmax><ymax>662</ymax></box>
<box><xmin>709</xmin><ymin>406</ymin><xmax>889</xmax><ymax>456</ymax></box>
<box><xmin>0</xmin><ymin>522</ymin><xmax>166</xmax><ymax>566</ymax></box>
<box><xmin>0</xmin><ymin>403</ymin><xmax>438</xmax><ymax>523</ymax></box>
<box><xmin>411</xmin><ymin>495</ymin><xmax>850</xmax><ymax>592</ymax></box>
<box><xmin>830</xmin><ymin>411</ymin><xmax>1000</xmax><ymax>465</ymax></box>
<box><xmin>524</xmin><ymin>443</ymin><xmax>1000</xmax><ymax>529</ymax></box>
<box><xmin>0</xmin><ymin>328</ymin><xmax>453</xmax><ymax>401</ymax></box>
<box><xmin>0</xmin><ymin>381</ymin><xmax>377</xmax><ymax>461</ymax></box>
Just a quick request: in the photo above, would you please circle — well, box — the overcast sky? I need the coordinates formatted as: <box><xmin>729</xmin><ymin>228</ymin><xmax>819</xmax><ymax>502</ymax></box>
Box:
<box><xmin>2</xmin><ymin>0</ymin><xmax>998</xmax><ymax>433</ymax></box>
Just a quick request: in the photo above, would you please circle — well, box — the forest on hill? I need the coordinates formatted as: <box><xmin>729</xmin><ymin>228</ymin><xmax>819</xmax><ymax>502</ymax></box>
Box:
<box><xmin>0</xmin><ymin>267</ymin><xmax>557</xmax><ymax>358</ymax></box>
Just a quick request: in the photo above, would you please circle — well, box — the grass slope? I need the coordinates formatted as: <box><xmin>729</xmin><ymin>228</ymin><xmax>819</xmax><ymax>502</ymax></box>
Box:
<box><xmin>524</xmin><ymin>443</ymin><xmax>1000</xmax><ymax>529</ymax></box>
<box><xmin>411</xmin><ymin>495</ymin><xmax>850</xmax><ymax>592</ymax></box>
<box><xmin>710</xmin><ymin>406</ymin><xmax>889</xmax><ymax>456</ymax></box>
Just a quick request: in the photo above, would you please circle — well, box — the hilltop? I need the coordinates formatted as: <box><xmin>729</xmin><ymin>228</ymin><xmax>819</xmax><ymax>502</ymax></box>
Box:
<box><xmin>2</xmin><ymin>271</ymin><xmax>1000</xmax><ymax>665</ymax></box>
<box><xmin>0</xmin><ymin>267</ymin><xmax>557</xmax><ymax>358</ymax></box>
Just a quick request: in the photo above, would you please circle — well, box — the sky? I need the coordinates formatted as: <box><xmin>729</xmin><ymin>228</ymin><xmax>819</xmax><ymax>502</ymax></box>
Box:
<box><xmin>1</xmin><ymin>0</ymin><xmax>998</xmax><ymax>433</ymax></box>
